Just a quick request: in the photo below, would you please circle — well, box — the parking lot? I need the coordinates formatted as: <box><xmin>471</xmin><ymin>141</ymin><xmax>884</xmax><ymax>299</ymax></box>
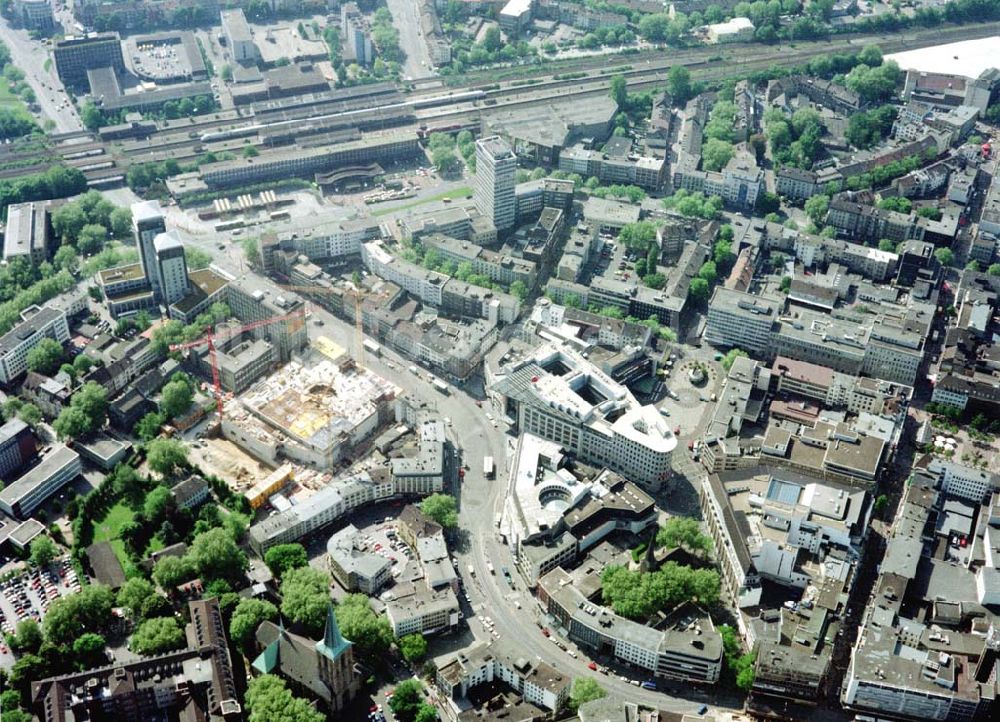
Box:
<box><xmin>0</xmin><ymin>556</ymin><xmax>81</xmax><ymax>661</ymax></box>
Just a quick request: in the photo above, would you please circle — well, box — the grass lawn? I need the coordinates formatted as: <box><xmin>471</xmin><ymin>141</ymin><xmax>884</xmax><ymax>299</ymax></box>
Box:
<box><xmin>93</xmin><ymin>501</ymin><xmax>135</xmax><ymax>543</ymax></box>
<box><xmin>0</xmin><ymin>84</ymin><xmax>22</xmax><ymax>110</ymax></box>
<box><xmin>93</xmin><ymin>501</ymin><xmax>141</xmax><ymax>577</ymax></box>
<box><xmin>372</xmin><ymin>186</ymin><xmax>473</xmax><ymax>216</ymax></box>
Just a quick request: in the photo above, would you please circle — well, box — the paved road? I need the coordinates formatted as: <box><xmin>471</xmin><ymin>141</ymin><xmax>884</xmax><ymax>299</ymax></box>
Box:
<box><xmin>0</xmin><ymin>17</ymin><xmax>82</xmax><ymax>134</ymax></box>
<box><xmin>384</xmin><ymin>0</ymin><xmax>434</xmax><ymax>80</ymax></box>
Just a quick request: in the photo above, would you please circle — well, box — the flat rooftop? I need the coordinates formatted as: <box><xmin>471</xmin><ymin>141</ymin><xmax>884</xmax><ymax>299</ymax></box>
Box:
<box><xmin>887</xmin><ymin>36</ymin><xmax>1000</xmax><ymax>80</ymax></box>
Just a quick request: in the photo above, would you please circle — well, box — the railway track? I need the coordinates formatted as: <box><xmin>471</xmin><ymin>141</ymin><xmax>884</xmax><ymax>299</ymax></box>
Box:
<box><xmin>61</xmin><ymin>20</ymin><xmax>1000</xmax><ymax>181</ymax></box>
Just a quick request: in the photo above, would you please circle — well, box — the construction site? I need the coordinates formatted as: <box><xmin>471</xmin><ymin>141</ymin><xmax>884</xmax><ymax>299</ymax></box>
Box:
<box><xmin>219</xmin><ymin>339</ymin><xmax>400</xmax><ymax>471</ymax></box>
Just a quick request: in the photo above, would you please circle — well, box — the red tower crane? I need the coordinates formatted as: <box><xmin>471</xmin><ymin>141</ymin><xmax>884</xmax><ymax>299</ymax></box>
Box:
<box><xmin>169</xmin><ymin>307</ymin><xmax>309</xmax><ymax>418</ymax></box>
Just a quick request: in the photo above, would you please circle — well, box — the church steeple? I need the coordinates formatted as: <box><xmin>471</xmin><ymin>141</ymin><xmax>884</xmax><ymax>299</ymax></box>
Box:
<box><xmin>316</xmin><ymin>603</ymin><xmax>352</xmax><ymax>660</ymax></box>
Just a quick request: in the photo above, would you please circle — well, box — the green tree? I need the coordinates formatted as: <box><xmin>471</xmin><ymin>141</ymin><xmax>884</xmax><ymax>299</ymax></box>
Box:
<box><xmin>698</xmin><ymin>261</ymin><xmax>718</xmax><ymax>284</ymax></box>
<box><xmin>509</xmin><ymin>280</ymin><xmax>528</xmax><ymax>301</ymax></box>
<box><xmin>230</xmin><ymin>598</ymin><xmax>278</xmax><ymax>653</ymax></box>
<box><xmin>160</xmin><ymin>375</ymin><xmax>194</xmax><ymax>419</ymax></box>
<box><xmin>77</xmin><ymin>224</ymin><xmax>108</xmax><ymax>255</ymax></box>
<box><xmin>131</xmin><ymin>616</ymin><xmax>186</xmax><ymax>655</ymax></box>
<box><xmin>12</xmin><ymin>619</ymin><xmax>42</xmax><ymax>653</ymax></box>
<box><xmin>117</xmin><ymin>578</ymin><xmax>156</xmax><ymax>620</ymax></box>
<box><xmin>702</xmin><ymin>138</ymin><xmax>734</xmax><ymax>172</ymax></box>
<box><xmin>43</xmin><ymin>585</ymin><xmax>115</xmax><ymax>646</ymax></box>
<box><xmin>610</xmin><ymin>74</ymin><xmax>628</xmax><ymax>109</ymax></box>
<box><xmin>644</xmin><ymin>273</ymin><xmax>666</xmax><ymax>290</ymax></box>
<box><xmin>688</xmin><ymin>277</ymin><xmax>710</xmax><ymax>302</ymax></box>
<box><xmin>967</xmin><ymin>260</ymin><xmax>980</xmax><ymax>272</ymax></box>
<box><xmin>110</xmin><ymin>206</ymin><xmax>132</xmax><ymax>238</ymax></box>
<box><xmin>874</xmin><ymin>494</ymin><xmax>889</xmax><ymax>513</ymax></box>
<box><xmin>934</xmin><ymin>247</ymin><xmax>955</xmax><ymax>267</ymax></box>
<box><xmin>191</xmin><ymin>527</ymin><xmax>248</xmax><ymax>581</ymax></box>
<box><xmin>72</xmin><ymin>632</ymin><xmax>107</xmax><ymax>668</ymax></box>
<box><xmin>415</xmin><ymin>705</ymin><xmax>438</xmax><ymax>722</ymax></box>
<box><xmin>280</xmin><ymin>566</ymin><xmax>330</xmax><ymax>634</ymax></box>
<box><xmin>146</xmin><ymin>438</ymin><xmax>188</xmax><ymax>477</ymax></box>
<box><xmin>144</xmin><ymin>485</ymin><xmax>172</xmax><ymax>521</ymax></box>
<box><xmin>264</xmin><ymin>543</ymin><xmax>308</xmax><ymax>579</ymax></box>
<box><xmin>336</xmin><ymin>593</ymin><xmax>393</xmax><ymax>656</ymax></box>
<box><xmin>656</xmin><ymin>517</ymin><xmax>712</xmax><ymax>554</ymax></box>
<box><xmin>399</xmin><ymin>633</ymin><xmax>428</xmax><ymax>663</ymax></box>
<box><xmin>184</xmin><ymin>247</ymin><xmax>213</xmax><ymax>271</ymax></box>
<box><xmin>29</xmin><ymin>536</ymin><xmax>58</xmax><ymax>567</ymax></box>
<box><xmin>420</xmin><ymin>493</ymin><xmax>458</xmax><ymax>528</ymax></box>
<box><xmin>721</xmin><ymin>348</ymin><xmax>749</xmax><ymax>371</ymax></box>
<box><xmin>989</xmin><ymin>264</ymin><xmax>1000</xmax><ymax>276</ymax></box>
<box><xmin>53</xmin><ymin>245</ymin><xmax>79</xmax><ymax>273</ymax></box>
<box><xmin>245</xmin><ymin>675</ymin><xmax>324</xmax><ymax>722</ymax></box>
<box><xmin>667</xmin><ymin>65</ymin><xmax>692</xmax><ymax>105</ymax></box>
<box><xmin>80</xmin><ymin>102</ymin><xmax>103</xmax><ymax>131</ymax></box>
<box><xmin>152</xmin><ymin>555</ymin><xmax>198</xmax><ymax>589</ymax></box>
<box><xmin>136</xmin><ymin>411</ymin><xmax>166</xmax><ymax>441</ymax></box>
<box><xmin>17</xmin><ymin>403</ymin><xmax>42</xmax><ymax>426</ymax></box>
<box><xmin>26</xmin><ymin>337</ymin><xmax>64</xmax><ymax>375</ymax></box>
<box><xmin>804</xmin><ymin>194</ymin><xmax>829</xmax><ymax>225</ymax></box>
<box><xmin>389</xmin><ymin>679</ymin><xmax>425</xmax><ymax>720</ymax></box>
<box><xmin>432</xmin><ymin>147</ymin><xmax>462</xmax><ymax>175</ymax></box>
<box><xmin>569</xmin><ymin>677</ymin><xmax>607</xmax><ymax>711</ymax></box>
<box><xmin>53</xmin><ymin>381</ymin><xmax>108</xmax><ymax>439</ymax></box>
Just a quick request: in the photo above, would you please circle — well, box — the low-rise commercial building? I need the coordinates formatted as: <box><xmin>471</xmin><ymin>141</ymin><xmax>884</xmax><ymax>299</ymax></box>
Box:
<box><xmin>539</xmin><ymin>566</ymin><xmax>723</xmax><ymax>683</ymax></box>
<box><xmin>385</xmin><ymin>585</ymin><xmax>460</xmax><ymax>637</ymax></box>
<box><xmin>437</xmin><ymin>639</ymin><xmax>572</xmax><ymax>712</ymax></box>
<box><xmin>248</xmin><ymin>421</ymin><xmax>446</xmax><ymax>553</ymax></box>
<box><xmin>327</xmin><ymin>524</ymin><xmax>392</xmax><ymax>594</ymax></box>
<box><xmin>0</xmin><ymin>445</ymin><xmax>81</xmax><ymax>519</ymax></box>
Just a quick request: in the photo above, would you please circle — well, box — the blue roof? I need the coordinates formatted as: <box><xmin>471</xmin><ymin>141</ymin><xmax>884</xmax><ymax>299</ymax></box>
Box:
<box><xmin>766</xmin><ymin>478</ymin><xmax>802</xmax><ymax>506</ymax></box>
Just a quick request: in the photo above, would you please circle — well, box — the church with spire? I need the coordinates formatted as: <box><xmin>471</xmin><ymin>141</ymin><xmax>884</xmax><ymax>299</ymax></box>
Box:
<box><xmin>252</xmin><ymin>603</ymin><xmax>361</xmax><ymax>714</ymax></box>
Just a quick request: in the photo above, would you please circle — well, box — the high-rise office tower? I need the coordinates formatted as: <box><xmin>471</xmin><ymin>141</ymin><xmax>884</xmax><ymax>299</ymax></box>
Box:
<box><xmin>153</xmin><ymin>231</ymin><xmax>190</xmax><ymax>307</ymax></box>
<box><xmin>474</xmin><ymin>136</ymin><xmax>517</xmax><ymax>233</ymax></box>
<box><xmin>132</xmin><ymin>200</ymin><xmax>166</xmax><ymax>301</ymax></box>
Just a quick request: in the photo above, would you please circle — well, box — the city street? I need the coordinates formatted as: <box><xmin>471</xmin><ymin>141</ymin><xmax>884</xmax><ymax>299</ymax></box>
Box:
<box><xmin>384</xmin><ymin>0</ymin><xmax>435</xmax><ymax>81</ymax></box>
<box><xmin>0</xmin><ymin>16</ymin><xmax>83</xmax><ymax>134</ymax></box>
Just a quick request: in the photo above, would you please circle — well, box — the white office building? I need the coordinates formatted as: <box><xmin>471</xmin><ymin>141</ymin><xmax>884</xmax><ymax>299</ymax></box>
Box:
<box><xmin>0</xmin><ymin>305</ymin><xmax>70</xmax><ymax>385</ymax></box>
<box><xmin>474</xmin><ymin>136</ymin><xmax>517</xmax><ymax>233</ymax></box>
<box><xmin>705</xmin><ymin>288</ymin><xmax>778</xmax><ymax>354</ymax></box>
<box><xmin>490</xmin><ymin>340</ymin><xmax>676</xmax><ymax>490</ymax></box>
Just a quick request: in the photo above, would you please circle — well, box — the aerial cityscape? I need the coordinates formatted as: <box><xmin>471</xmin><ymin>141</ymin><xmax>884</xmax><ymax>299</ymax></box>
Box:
<box><xmin>0</xmin><ymin>1</ymin><xmax>998</xmax><ymax>722</ymax></box>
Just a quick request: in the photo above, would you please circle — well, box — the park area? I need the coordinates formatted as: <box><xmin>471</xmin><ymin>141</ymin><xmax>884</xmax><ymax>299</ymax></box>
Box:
<box><xmin>92</xmin><ymin>501</ymin><xmax>165</xmax><ymax>577</ymax></box>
